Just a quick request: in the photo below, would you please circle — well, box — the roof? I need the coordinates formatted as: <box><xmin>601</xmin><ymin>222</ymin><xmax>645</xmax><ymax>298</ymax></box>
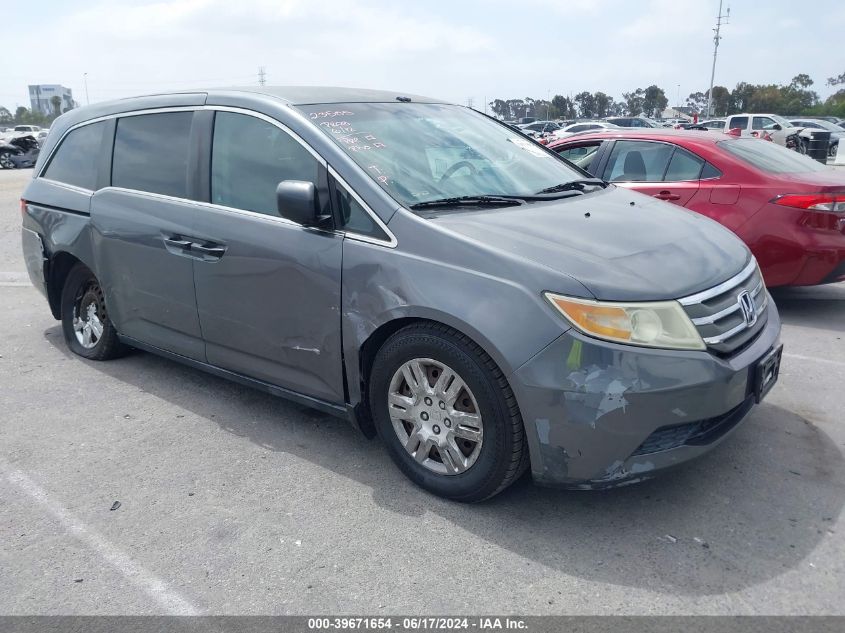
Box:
<box><xmin>211</xmin><ymin>85</ymin><xmax>446</xmax><ymax>105</ymax></box>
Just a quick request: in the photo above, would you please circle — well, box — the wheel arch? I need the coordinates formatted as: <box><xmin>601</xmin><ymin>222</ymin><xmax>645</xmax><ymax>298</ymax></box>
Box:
<box><xmin>347</xmin><ymin>310</ymin><xmax>519</xmax><ymax>439</ymax></box>
<box><xmin>46</xmin><ymin>251</ymin><xmax>87</xmax><ymax>319</ymax></box>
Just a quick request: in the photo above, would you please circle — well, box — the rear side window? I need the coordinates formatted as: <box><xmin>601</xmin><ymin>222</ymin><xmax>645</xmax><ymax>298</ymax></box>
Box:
<box><xmin>603</xmin><ymin>140</ymin><xmax>673</xmax><ymax>182</ymax></box>
<box><xmin>664</xmin><ymin>147</ymin><xmax>705</xmax><ymax>181</ymax></box>
<box><xmin>718</xmin><ymin>139</ymin><xmax>828</xmax><ymax>173</ymax></box>
<box><xmin>556</xmin><ymin>142</ymin><xmax>601</xmax><ymax>170</ymax></box>
<box><xmin>728</xmin><ymin>116</ymin><xmax>748</xmax><ymax>130</ymax></box>
<box><xmin>112</xmin><ymin>112</ymin><xmax>193</xmax><ymax>197</ymax></box>
<box><xmin>701</xmin><ymin>162</ymin><xmax>722</xmax><ymax>179</ymax></box>
<box><xmin>43</xmin><ymin>121</ymin><xmax>106</xmax><ymax>190</ymax></box>
<box><xmin>211</xmin><ymin>111</ymin><xmax>319</xmax><ymax>216</ymax></box>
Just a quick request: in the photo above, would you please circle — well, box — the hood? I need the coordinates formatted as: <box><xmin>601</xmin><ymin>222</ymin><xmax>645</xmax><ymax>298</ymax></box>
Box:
<box><xmin>428</xmin><ymin>187</ymin><xmax>750</xmax><ymax>301</ymax></box>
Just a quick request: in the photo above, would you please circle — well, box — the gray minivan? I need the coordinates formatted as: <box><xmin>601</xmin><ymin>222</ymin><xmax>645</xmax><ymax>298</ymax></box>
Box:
<box><xmin>21</xmin><ymin>87</ymin><xmax>782</xmax><ymax>501</ymax></box>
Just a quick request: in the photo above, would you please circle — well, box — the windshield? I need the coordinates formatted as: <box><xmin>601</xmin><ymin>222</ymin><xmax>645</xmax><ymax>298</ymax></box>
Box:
<box><xmin>718</xmin><ymin>138</ymin><xmax>829</xmax><ymax>173</ymax></box>
<box><xmin>799</xmin><ymin>119</ymin><xmax>841</xmax><ymax>132</ymax></box>
<box><xmin>769</xmin><ymin>114</ymin><xmax>795</xmax><ymax>128</ymax></box>
<box><xmin>298</xmin><ymin>102</ymin><xmax>585</xmax><ymax>207</ymax></box>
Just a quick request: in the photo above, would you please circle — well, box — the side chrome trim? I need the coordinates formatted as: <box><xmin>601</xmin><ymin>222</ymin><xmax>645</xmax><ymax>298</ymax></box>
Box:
<box><xmin>678</xmin><ymin>258</ymin><xmax>758</xmax><ymax>306</ymax></box>
<box><xmin>37</xmin><ymin>177</ymin><xmax>95</xmax><ymax>196</ymax></box>
<box><xmin>328</xmin><ymin>165</ymin><xmax>398</xmax><ymax>248</ymax></box>
<box><xmin>38</xmin><ymin>104</ymin><xmax>327</xmax><ymax>179</ymax></box>
<box><xmin>37</xmin><ymin>106</ymin><xmax>201</xmax><ymax>178</ymax></box>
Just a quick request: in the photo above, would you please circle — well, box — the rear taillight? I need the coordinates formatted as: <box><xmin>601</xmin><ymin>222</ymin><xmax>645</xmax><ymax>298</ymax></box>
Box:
<box><xmin>20</xmin><ymin>199</ymin><xmax>27</xmax><ymax>217</ymax></box>
<box><xmin>772</xmin><ymin>193</ymin><xmax>845</xmax><ymax>213</ymax></box>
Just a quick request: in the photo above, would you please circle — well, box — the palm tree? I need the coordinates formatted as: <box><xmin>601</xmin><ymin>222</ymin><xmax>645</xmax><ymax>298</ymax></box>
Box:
<box><xmin>50</xmin><ymin>96</ymin><xmax>62</xmax><ymax>117</ymax></box>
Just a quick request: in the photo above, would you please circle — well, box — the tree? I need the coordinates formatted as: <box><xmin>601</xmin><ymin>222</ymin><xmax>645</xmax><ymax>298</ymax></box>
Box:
<box><xmin>50</xmin><ymin>96</ymin><xmax>62</xmax><ymax>118</ymax></box>
<box><xmin>642</xmin><ymin>85</ymin><xmax>668</xmax><ymax>118</ymax></box>
<box><xmin>574</xmin><ymin>91</ymin><xmax>596</xmax><ymax>118</ymax></box>
<box><xmin>0</xmin><ymin>106</ymin><xmax>12</xmax><ymax>125</ymax></box>
<box><xmin>730</xmin><ymin>82</ymin><xmax>756</xmax><ymax>113</ymax></box>
<box><xmin>14</xmin><ymin>106</ymin><xmax>29</xmax><ymax>124</ymax></box>
<box><xmin>710</xmin><ymin>86</ymin><xmax>730</xmax><ymax>116</ymax></box>
<box><xmin>828</xmin><ymin>71</ymin><xmax>845</xmax><ymax>87</ymax></box>
<box><xmin>790</xmin><ymin>74</ymin><xmax>813</xmax><ymax>90</ymax></box>
<box><xmin>534</xmin><ymin>99</ymin><xmax>553</xmax><ymax>120</ymax></box>
<box><xmin>489</xmin><ymin>99</ymin><xmax>509</xmax><ymax>119</ymax></box>
<box><xmin>622</xmin><ymin>88</ymin><xmax>645</xmax><ymax>116</ymax></box>
<box><xmin>593</xmin><ymin>92</ymin><xmax>612</xmax><ymax>118</ymax></box>
<box><xmin>506</xmin><ymin>99</ymin><xmax>526</xmax><ymax>120</ymax></box>
<box><xmin>685</xmin><ymin>91</ymin><xmax>707</xmax><ymax>113</ymax></box>
<box><xmin>551</xmin><ymin>95</ymin><xmax>576</xmax><ymax>119</ymax></box>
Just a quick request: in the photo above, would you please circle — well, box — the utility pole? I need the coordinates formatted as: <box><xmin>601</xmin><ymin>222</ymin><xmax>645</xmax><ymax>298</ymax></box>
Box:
<box><xmin>83</xmin><ymin>73</ymin><xmax>90</xmax><ymax>105</ymax></box>
<box><xmin>467</xmin><ymin>97</ymin><xmax>473</xmax><ymax>109</ymax></box>
<box><xmin>706</xmin><ymin>0</ymin><xmax>729</xmax><ymax>117</ymax></box>
<box><xmin>258</xmin><ymin>66</ymin><xmax>266</xmax><ymax>87</ymax></box>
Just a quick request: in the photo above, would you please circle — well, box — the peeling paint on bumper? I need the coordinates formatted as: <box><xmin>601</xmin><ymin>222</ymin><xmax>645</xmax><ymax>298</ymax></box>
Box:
<box><xmin>511</xmin><ymin>301</ymin><xmax>782</xmax><ymax>488</ymax></box>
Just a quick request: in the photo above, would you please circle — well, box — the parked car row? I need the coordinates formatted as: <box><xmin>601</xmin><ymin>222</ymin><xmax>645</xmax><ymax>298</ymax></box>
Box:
<box><xmin>548</xmin><ymin>129</ymin><xmax>845</xmax><ymax>287</ymax></box>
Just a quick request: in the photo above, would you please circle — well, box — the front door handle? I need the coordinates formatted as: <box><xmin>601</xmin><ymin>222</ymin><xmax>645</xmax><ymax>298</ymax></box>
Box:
<box><xmin>653</xmin><ymin>191</ymin><xmax>681</xmax><ymax>201</ymax></box>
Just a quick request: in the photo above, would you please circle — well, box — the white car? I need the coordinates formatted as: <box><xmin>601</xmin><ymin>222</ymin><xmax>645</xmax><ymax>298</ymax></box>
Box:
<box><xmin>553</xmin><ymin>121</ymin><xmax>622</xmax><ymax>138</ymax></box>
<box><xmin>722</xmin><ymin>113</ymin><xmax>799</xmax><ymax>148</ymax></box>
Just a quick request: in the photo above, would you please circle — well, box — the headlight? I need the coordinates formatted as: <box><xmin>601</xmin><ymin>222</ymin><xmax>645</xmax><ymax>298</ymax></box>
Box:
<box><xmin>544</xmin><ymin>293</ymin><xmax>706</xmax><ymax>351</ymax></box>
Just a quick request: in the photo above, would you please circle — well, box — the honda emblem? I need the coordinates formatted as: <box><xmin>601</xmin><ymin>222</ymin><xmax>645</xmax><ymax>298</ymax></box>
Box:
<box><xmin>738</xmin><ymin>291</ymin><xmax>757</xmax><ymax>327</ymax></box>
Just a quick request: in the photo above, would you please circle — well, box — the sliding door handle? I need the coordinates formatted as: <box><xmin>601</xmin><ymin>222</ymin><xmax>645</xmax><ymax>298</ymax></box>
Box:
<box><xmin>162</xmin><ymin>236</ymin><xmax>194</xmax><ymax>256</ymax></box>
<box><xmin>191</xmin><ymin>243</ymin><xmax>227</xmax><ymax>261</ymax></box>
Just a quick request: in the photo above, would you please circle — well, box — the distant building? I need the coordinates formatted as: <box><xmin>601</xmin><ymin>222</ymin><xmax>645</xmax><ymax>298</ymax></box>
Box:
<box><xmin>659</xmin><ymin>106</ymin><xmax>694</xmax><ymax>121</ymax></box>
<box><xmin>29</xmin><ymin>84</ymin><xmax>74</xmax><ymax>116</ymax></box>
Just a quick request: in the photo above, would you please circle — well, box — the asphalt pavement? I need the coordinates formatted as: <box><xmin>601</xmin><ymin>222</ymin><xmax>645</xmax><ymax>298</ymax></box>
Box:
<box><xmin>1</xmin><ymin>167</ymin><xmax>843</xmax><ymax>615</ymax></box>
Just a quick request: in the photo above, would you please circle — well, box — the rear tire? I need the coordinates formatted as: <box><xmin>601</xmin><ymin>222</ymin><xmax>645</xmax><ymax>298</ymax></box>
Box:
<box><xmin>0</xmin><ymin>151</ymin><xmax>15</xmax><ymax>169</ymax></box>
<box><xmin>60</xmin><ymin>264</ymin><xmax>126</xmax><ymax>360</ymax></box>
<box><xmin>369</xmin><ymin>322</ymin><xmax>529</xmax><ymax>502</ymax></box>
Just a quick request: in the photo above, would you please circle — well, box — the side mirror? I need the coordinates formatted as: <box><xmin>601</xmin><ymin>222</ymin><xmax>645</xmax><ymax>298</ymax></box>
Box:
<box><xmin>772</xmin><ymin>123</ymin><xmax>782</xmax><ymax>131</ymax></box>
<box><xmin>276</xmin><ymin>180</ymin><xmax>319</xmax><ymax>225</ymax></box>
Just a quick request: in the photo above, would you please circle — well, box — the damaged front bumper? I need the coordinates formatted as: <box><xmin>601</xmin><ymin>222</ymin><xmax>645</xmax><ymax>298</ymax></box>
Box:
<box><xmin>511</xmin><ymin>300</ymin><xmax>782</xmax><ymax>488</ymax></box>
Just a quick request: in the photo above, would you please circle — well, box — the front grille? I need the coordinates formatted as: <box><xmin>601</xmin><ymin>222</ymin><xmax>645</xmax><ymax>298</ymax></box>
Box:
<box><xmin>679</xmin><ymin>259</ymin><xmax>768</xmax><ymax>355</ymax></box>
<box><xmin>631</xmin><ymin>396</ymin><xmax>753</xmax><ymax>456</ymax></box>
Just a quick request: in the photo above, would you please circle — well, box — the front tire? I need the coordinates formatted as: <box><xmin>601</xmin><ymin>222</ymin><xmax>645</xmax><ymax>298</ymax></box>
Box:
<box><xmin>369</xmin><ymin>323</ymin><xmax>529</xmax><ymax>502</ymax></box>
<box><xmin>60</xmin><ymin>264</ymin><xmax>125</xmax><ymax>360</ymax></box>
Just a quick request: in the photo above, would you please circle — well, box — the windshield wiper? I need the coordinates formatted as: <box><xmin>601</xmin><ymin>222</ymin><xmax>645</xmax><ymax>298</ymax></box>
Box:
<box><xmin>409</xmin><ymin>195</ymin><xmax>525</xmax><ymax>210</ymax></box>
<box><xmin>536</xmin><ymin>178</ymin><xmax>608</xmax><ymax>195</ymax></box>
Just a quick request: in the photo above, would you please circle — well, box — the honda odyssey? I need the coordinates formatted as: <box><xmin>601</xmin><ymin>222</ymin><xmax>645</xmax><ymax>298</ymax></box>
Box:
<box><xmin>21</xmin><ymin>87</ymin><xmax>782</xmax><ymax>501</ymax></box>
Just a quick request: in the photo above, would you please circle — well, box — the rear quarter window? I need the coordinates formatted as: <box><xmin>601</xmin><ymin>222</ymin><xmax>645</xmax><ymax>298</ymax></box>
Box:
<box><xmin>719</xmin><ymin>139</ymin><xmax>829</xmax><ymax>174</ymax></box>
<box><xmin>42</xmin><ymin>121</ymin><xmax>107</xmax><ymax>190</ymax></box>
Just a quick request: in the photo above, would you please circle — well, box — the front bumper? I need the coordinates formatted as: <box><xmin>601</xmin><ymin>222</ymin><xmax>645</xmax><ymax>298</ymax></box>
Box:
<box><xmin>511</xmin><ymin>299</ymin><xmax>782</xmax><ymax>488</ymax></box>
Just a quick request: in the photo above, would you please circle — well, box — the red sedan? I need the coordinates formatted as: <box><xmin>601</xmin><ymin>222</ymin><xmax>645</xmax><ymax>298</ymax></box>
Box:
<box><xmin>547</xmin><ymin>130</ymin><xmax>845</xmax><ymax>287</ymax></box>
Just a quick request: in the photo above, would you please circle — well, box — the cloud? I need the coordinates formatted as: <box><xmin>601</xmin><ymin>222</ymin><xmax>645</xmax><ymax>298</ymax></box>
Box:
<box><xmin>3</xmin><ymin>0</ymin><xmax>843</xmax><ymax>109</ymax></box>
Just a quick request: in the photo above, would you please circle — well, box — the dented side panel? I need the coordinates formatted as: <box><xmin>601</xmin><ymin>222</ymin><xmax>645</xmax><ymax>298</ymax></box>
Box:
<box><xmin>340</xmin><ymin>209</ymin><xmax>588</xmax><ymax>408</ymax></box>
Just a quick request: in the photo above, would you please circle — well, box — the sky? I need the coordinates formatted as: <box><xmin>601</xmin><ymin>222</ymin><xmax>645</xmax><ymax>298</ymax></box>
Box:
<box><xmin>2</xmin><ymin>0</ymin><xmax>844</xmax><ymax>112</ymax></box>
